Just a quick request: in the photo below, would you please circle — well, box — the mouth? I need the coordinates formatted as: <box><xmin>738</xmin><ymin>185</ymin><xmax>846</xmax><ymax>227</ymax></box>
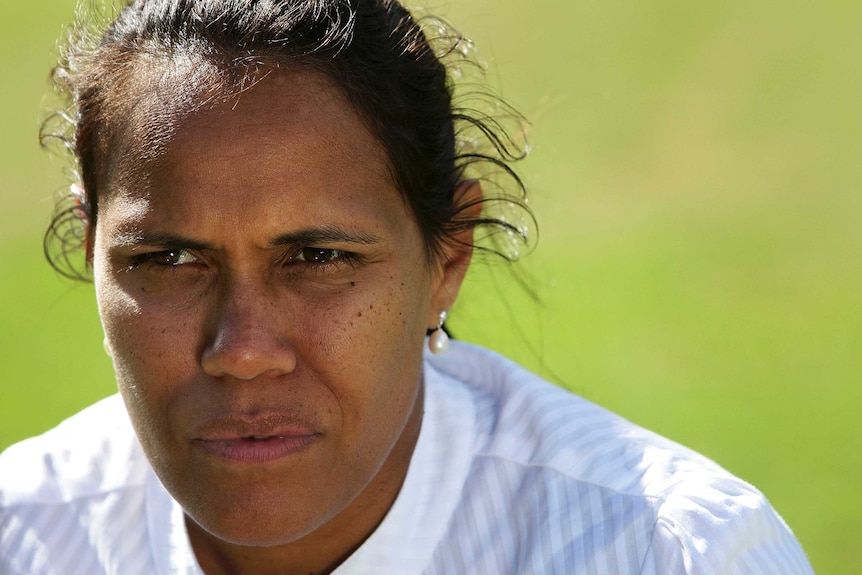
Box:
<box><xmin>194</xmin><ymin>434</ymin><xmax>319</xmax><ymax>463</ymax></box>
<box><xmin>193</xmin><ymin>419</ymin><xmax>321</xmax><ymax>463</ymax></box>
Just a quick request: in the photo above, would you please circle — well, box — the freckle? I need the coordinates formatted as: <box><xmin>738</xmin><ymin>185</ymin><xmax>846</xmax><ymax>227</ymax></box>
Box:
<box><xmin>357</xmin><ymin>311</ymin><xmax>362</xmax><ymax>317</ymax></box>
<box><xmin>369</xmin><ymin>305</ymin><xmax>374</xmax><ymax>310</ymax></box>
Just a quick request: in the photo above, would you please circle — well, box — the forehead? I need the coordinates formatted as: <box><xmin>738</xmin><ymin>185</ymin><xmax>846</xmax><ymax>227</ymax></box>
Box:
<box><xmin>106</xmin><ymin>65</ymin><xmax>389</xmax><ymax>190</ymax></box>
<box><xmin>99</xmin><ymin>68</ymin><xmax>412</xmax><ymax>244</ymax></box>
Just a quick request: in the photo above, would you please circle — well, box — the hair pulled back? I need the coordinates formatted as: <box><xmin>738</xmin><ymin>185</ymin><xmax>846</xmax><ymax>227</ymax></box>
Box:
<box><xmin>43</xmin><ymin>0</ymin><xmax>533</xmax><ymax>280</ymax></box>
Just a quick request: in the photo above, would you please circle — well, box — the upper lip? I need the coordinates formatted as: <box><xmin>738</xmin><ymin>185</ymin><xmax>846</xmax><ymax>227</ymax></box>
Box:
<box><xmin>193</xmin><ymin>415</ymin><xmax>320</xmax><ymax>441</ymax></box>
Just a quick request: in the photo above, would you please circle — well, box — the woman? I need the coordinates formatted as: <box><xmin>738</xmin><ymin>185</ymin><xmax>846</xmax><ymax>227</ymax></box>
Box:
<box><xmin>0</xmin><ymin>1</ymin><xmax>813</xmax><ymax>574</ymax></box>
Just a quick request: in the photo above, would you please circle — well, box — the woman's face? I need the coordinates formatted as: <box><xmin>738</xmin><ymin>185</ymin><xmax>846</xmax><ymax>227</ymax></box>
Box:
<box><xmin>92</xmin><ymin>70</ymin><xmax>466</xmax><ymax>552</ymax></box>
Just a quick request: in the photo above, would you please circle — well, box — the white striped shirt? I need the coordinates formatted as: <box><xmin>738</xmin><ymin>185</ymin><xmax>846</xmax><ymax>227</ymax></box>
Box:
<box><xmin>0</xmin><ymin>342</ymin><xmax>814</xmax><ymax>574</ymax></box>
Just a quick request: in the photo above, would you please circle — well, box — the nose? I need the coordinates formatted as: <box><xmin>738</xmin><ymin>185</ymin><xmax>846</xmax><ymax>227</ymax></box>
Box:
<box><xmin>201</xmin><ymin>281</ymin><xmax>297</xmax><ymax>380</ymax></box>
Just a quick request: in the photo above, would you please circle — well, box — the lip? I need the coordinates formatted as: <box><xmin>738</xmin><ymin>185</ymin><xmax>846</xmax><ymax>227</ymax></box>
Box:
<box><xmin>192</xmin><ymin>416</ymin><xmax>321</xmax><ymax>464</ymax></box>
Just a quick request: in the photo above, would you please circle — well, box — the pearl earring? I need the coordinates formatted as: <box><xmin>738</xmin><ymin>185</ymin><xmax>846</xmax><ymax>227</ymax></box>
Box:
<box><xmin>428</xmin><ymin>311</ymin><xmax>450</xmax><ymax>355</ymax></box>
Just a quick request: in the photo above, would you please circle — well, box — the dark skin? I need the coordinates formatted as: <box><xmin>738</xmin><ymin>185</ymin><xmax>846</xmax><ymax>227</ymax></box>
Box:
<box><xmin>92</xmin><ymin>68</ymin><xmax>479</xmax><ymax>574</ymax></box>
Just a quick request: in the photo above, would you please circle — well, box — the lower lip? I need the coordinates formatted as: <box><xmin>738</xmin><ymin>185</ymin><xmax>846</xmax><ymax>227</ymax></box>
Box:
<box><xmin>194</xmin><ymin>435</ymin><xmax>319</xmax><ymax>463</ymax></box>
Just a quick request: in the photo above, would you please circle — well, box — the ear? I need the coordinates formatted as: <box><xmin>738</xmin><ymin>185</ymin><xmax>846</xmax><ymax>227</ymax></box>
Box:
<box><xmin>428</xmin><ymin>179</ymin><xmax>483</xmax><ymax>325</ymax></box>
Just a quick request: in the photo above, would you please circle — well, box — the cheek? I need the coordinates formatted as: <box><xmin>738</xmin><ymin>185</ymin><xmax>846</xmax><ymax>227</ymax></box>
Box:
<box><xmin>307</xmin><ymin>280</ymin><xmax>428</xmax><ymax>427</ymax></box>
<box><xmin>96</xmin><ymin>271</ymin><xmax>200</xmax><ymax>405</ymax></box>
<box><xmin>334</xmin><ymin>279</ymin><xmax>422</xmax><ymax>353</ymax></box>
<box><xmin>98</xmin><ymin>284</ymin><xmax>210</xmax><ymax>471</ymax></box>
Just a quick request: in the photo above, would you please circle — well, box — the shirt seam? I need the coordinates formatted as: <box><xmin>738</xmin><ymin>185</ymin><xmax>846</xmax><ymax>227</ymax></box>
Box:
<box><xmin>472</xmin><ymin>450</ymin><xmax>665</xmax><ymax>504</ymax></box>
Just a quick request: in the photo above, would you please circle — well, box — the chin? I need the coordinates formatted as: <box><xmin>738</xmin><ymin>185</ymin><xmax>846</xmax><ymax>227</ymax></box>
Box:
<box><xmin>187</xmin><ymin>509</ymin><xmax>321</xmax><ymax>548</ymax></box>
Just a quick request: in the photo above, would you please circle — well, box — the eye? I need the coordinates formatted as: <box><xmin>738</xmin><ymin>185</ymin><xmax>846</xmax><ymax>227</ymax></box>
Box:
<box><xmin>147</xmin><ymin>249</ymin><xmax>199</xmax><ymax>266</ymax></box>
<box><xmin>293</xmin><ymin>247</ymin><xmax>345</xmax><ymax>264</ymax></box>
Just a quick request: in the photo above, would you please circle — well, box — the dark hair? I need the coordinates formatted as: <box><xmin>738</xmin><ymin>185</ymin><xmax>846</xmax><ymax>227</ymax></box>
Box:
<box><xmin>42</xmin><ymin>0</ymin><xmax>533</xmax><ymax>280</ymax></box>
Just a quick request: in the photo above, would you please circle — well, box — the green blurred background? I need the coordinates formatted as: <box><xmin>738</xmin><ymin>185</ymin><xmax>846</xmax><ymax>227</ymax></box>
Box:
<box><xmin>1</xmin><ymin>1</ymin><xmax>859</xmax><ymax>572</ymax></box>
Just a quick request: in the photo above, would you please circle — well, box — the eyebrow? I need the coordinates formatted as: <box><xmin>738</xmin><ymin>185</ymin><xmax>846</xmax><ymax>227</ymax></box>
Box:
<box><xmin>270</xmin><ymin>226</ymin><xmax>382</xmax><ymax>248</ymax></box>
<box><xmin>109</xmin><ymin>231</ymin><xmax>213</xmax><ymax>251</ymax></box>
<box><xmin>108</xmin><ymin>226</ymin><xmax>382</xmax><ymax>250</ymax></box>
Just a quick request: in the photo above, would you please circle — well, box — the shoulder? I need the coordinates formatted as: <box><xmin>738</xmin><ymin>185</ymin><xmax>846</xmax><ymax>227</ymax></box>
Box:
<box><xmin>640</xmin><ymin>475</ymin><xmax>814</xmax><ymax>574</ymax></box>
<box><xmin>0</xmin><ymin>395</ymin><xmax>151</xmax><ymax>575</ymax></box>
<box><xmin>425</xmin><ymin>341</ymin><xmax>725</xmax><ymax>494</ymax></box>
<box><xmin>0</xmin><ymin>394</ymin><xmax>145</xmax><ymax>507</ymax></box>
<box><xmin>424</xmin><ymin>342</ymin><xmax>813</xmax><ymax>574</ymax></box>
